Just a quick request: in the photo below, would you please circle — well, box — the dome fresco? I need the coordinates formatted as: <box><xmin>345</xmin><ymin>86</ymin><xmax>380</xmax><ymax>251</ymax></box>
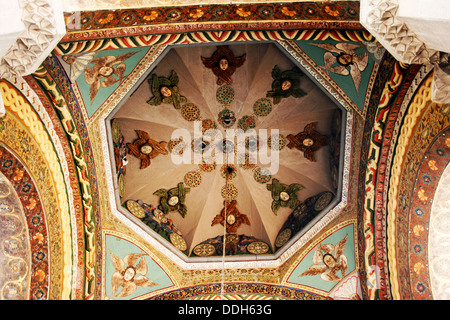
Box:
<box><xmin>108</xmin><ymin>42</ymin><xmax>345</xmax><ymax>260</ymax></box>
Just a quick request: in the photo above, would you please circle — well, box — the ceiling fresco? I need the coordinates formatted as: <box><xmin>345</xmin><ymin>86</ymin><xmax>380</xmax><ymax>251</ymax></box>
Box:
<box><xmin>105</xmin><ymin>42</ymin><xmax>347</xmax><ymax>262</ymax></box>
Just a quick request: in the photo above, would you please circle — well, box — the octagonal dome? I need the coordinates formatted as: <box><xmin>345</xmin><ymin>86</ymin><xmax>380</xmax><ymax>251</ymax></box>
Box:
<box><xmin>106</xmin><ymin>42</ymin><xmax>346</xmax><ymax>262</ymax></box>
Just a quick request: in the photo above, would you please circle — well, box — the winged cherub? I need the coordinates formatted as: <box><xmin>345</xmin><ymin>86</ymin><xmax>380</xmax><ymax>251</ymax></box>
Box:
<box><xmin>299</xmin><ymin>234</ymin><xmax>348</xmax><ymax>282</ymax></box>
<box><xmin>84</xmin><ymin>51</ymin><xmax>139</xmax><ymax>104</ymax></box>
<box><xmin>110</xmin><ymin>252</ymin><xmax>159</xmax><ymax>298</ymax></box>
<box><xmin>201</xmin><ymin>46</ymin><xmax>246</xmax><ymax>86</ymax></box>
<box><xmin>309</xmin><ymin>42</ymin><xmax>369</xmax><ymax>94</ymax></box>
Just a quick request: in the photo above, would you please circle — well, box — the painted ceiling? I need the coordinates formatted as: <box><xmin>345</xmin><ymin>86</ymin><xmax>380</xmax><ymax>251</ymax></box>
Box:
<box><xmin>0</xmin><ymin>0</ymin><xmax>448</xmax><ymax>301</ymax></box>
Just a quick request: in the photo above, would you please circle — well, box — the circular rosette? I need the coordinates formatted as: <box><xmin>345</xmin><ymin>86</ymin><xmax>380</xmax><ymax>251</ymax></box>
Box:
<box><xmin>181</xmin><ymin>103</ymin><xmax>201</xmax><ymax>121</ymax></box>
<box><xmin>193</xmin><ymin>243</ymin><xmax>216</xmax><ymax>257</ymax></box>
<box><xmin>216</xmin><ymin>84</ymin><xmax>235</xmax><ymax>105</ymax></box>
<box><xmin>221</xmin><ymin>183</ymin><xmax>238</xmax><ymax>201</ymax></box>
<box><xmin>183</xmin><ymin>171</ymin><xmax>202</xmax><ymax>188</ymax></box>
<box><xmin>220</xmin><ymin>164</ymin><xmax>237</xmax><ymax>180</ymax></box>
<box><xmin>275</xmin><ymin>228</ymin><xmax>292</xmax><ymax>248</ymax></box>
<box><xmin>314</xmin><ymin>191</ymin><xmax>334</xmax><ymax>211</ymax></box>
<box><xmin>118</xmin><ymin>173</ymin><xmax>125</xmax><ymax>197</ymax></box>
<box><xmin>170</xmin><ymin>232</ymin><xmax>187</xmax><ymax>252</ymax></box>
<box><xmin>247</xmin><ymin>241</ymin><xmax>269</xmax><ymax>254</ymax></box>
<box><xmin>253</xmin><ymin>167</ymin><xmax>272</xmax><ymax>184</ymax></box>
<box><xmin>268</xmin><ymin>134</ymin><xmax>287</xmax><ymax>151</ymax></box>
<box><xmin>126</xmin><ymin>200</ymin><xmax>146</xmax><ymax>219</ymax></box>
<box><xmin>237</xmin><ymin>115</ymin><xmax>256</xmax><ymax>131</ymax></box>
<box><xmin>253</xmin><ymin>98</ymin><xmax>272</xmax><ymax>117</ymax></box>
<box><xmin>198</xmin><ymin>158</ymin><xmax>216</xmax><ymax>172</ymax></box>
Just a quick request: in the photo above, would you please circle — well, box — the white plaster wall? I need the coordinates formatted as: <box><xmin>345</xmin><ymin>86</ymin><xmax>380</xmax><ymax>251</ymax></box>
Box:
<box><xmin>429</xmin><ymin>160</ymin><xmax>450</xmax><ymax>299</ymax></box>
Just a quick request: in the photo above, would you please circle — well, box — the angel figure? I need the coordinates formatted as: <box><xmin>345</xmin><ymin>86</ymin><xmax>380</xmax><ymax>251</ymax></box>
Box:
<box><xmin>211</xmin><ymin>200</ymin><xmax>251</xmax><ymax>233</ymax></box>
<box><xmin>147</xmin><ymin>70</ymin><xmax>186</xmax><ymax>109</ymax></box>
<box><xmin>299</xmin><ymin>234</ymin><xmax>348</xmax><ymax>282</ymax></box>
<box><xmin>286</xmin><ymin>122</ymin><xmax>327</xmax><ymax>162</ymax></box>
<box><xmin>309</xmin><ymin>42</ymin><xmax>369</xmax><ymax>94</ymax></box>
<box><xmin>266</xmin><ymin>65</ymin><xmax>307</xmax><ymax>104</ymax></box>
<box><xmin>126</xmin><ymin>130</ymin><xmax>168</xmax><ymax>169</ymax></box>
<box><xmin>84</xmin><ymin>51</ymin><xmax>139</xmax><ymax>104</ymax></box>
<box><xmin>201</xmin><ymin>46</ymin><xmax>246</xmax><ymax>86</ymax></box>
<box><xmin>110</xmin><ymin>252</ymin><xmax>159</xmax><ymax>298</ymax></box>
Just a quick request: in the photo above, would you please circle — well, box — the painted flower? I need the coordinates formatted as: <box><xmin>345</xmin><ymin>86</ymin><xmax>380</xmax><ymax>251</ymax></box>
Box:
<box><xmin>417</xmin><ymin>189</ymin><xmax>428</xmax><ymax>202</ymax></box>
<box><xmin>143</xmin><ymin>10</ymin><xmax>159</xmax><ymax>21</ymax></box>
<box><xmin>34</xmin><ymin>269</ymin><xmax>46</xmax><ymax>283</ymax></box>
<box><xmin>110</xmin><ymin>252</ymin><xmax>159</xmax><ymax>298</ymax></box>
<box><xmin>413</xmin><ymin>225</ymin><xmax>425</xmax><ymax>236</ymax></box>
<box><xmin>33</xmin><ymin>232</ymin><xmax>44</xmax><ymax>244</ymax></box>
<box><xmin>325</xmin><ymin>5</ymin><xmax>340</xmax><ymax>17</ymax></box>
<box><xmin>189</xmin><ymin>8</ymin><xmax>204</xmax><ymax>19</ymax></box>
<box><xmin>236</xmin><ymin>7</ymin><xmax>252</xmax><ymax>18</ymax></box>
<box><xmin>98</xmin><ymin>13</ymin><xmax>114</xmax><ymax>24</ymax></box>
<box><xmin>281</xmin><ymin>6</ymin><xmax>296</xmax><ymax>17</ymax></box>
<box><xmin>414</xmin><ymin>262</ymin><xmax>425</xmax><ymax>275</ymax></box>
<box><xmin>428</xmin><ymin>159</ymin><xmax>438</xmax><ymax>171</ymax></box>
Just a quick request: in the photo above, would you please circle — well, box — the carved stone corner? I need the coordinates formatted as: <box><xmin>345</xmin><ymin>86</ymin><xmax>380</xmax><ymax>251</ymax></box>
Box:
<box><xmin>360</xmin><ymin>0</ymin><xmax>440</xmax><ymax>65</ymax></box>
<box><xmin>0</xmin><ymin>0</ymin><xmax>66</xmax><ymax>80</ymax></box>
<box><xmin>361</xmin><ymin>0</ymin><xmax>449</xmax><ymax>104</ymax></box>
<box><xmin>432</xmin><ymin>61</ymin><xmax>450</xmax><ymax>105</ymax></box>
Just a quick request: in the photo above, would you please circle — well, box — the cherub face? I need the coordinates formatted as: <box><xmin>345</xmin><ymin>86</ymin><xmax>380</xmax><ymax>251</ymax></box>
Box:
<box><xmin>140</xmin><ymin>144</ymin><xmax>153</xmax><ymax>155</ymax></box>
<box><xmin>337</xmin><ymin>53</ymin><xmax>353</xmax><ymax>66</ymax></box>
<box><xmin>323</xmin><ymin>254</ymin><xmax>336</xmax><ymax>268</ymax></box>
<box><xmin>160</xmin><ymin>86</ymin><xmax>172</xmax><ymax>97</ymax></box>
<box><xmin>281</xmin><ymin>80</ymin><xmax>292</xmax><ymax>91</ymax></box>
<box><xmin>302</xmin><ymin>138</ymin><xmax>314</xmax><ymax>147</ymax></box>
<box><xmin>98</xmin><ymin>66</ymin><xmax>114</xmax><ymax>77</ymax></box>
<box><xmin>219</xmin><ymin>58</ymin><xmax>229</xmax><ymax>71</ymax></box>
<box><xmin>123</xmin><ymin>267</ymin><xmax>136</xmax><ymax>281</ymax></box>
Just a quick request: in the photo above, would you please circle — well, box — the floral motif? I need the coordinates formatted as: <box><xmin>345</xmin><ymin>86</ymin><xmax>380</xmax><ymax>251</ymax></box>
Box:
<box><xmin>110</xmin><ymin>252</ymin><xmax>159</xmax><ymax>298</ymax></box>
<box><xmin>221</xmin><ymin>183</ymin><xmax>238</xmax><ymax>201</ymax></box>
<box><xmin>236</xmin><ymin>7</ymin><xmax>252</xmax><ymax>18</ymax></box>
<box><xmin>189</xmin><ymin>8</ymin><xmax>205</xmax><ymax>19</ymax></box>
<box><xmin>237</xmin><ymin>115</ymin><xmax>256</xmax><ymax>131</ymax></box>
<box><xmin>184</xmin><ymin>171</ymin><xmax>202</xmax><ymax>188</ymax></box>
<box><xmin>181</xmin><ymin>103</ymin><xmax>201</xmax><ymax>121</ymax></box>
<box><xmin>281</xmin><ymin>6</ymin><xmax>296</xmax><ymax>17</ymax></box>
<box><xmin>253</xmin><ymin>98</ymin><xmax>272</xmax><ymax>117</ymax></box>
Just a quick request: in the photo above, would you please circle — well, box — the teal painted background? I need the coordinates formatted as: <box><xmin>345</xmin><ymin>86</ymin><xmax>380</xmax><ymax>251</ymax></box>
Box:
<box><xmin>105</xmin><ymin>234</ymin><xmax>173</xmax><ymax>300</ymax></box>
<box><xmin>287</xmin><ymin>223</ymin><xmax>355</xmax><ymax>293</ymax></box>
<box><xmin>77</xmin><ymin>47</ymin><xmax>150</xmax><ymax>117</ymax></box>
<box><xmin>294</xmin><ymin>40</ymin><xmax>376</xmax><ymax>111</ymax></box>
